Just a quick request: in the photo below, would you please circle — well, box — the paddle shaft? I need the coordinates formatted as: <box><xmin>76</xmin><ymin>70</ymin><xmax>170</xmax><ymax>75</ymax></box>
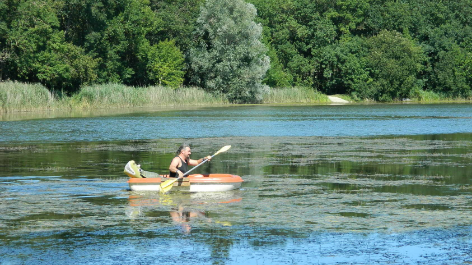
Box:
<box><xmin>181</xmin><ymin>154</ymin><xmax>213</xmax><ymax>177</ymax></box>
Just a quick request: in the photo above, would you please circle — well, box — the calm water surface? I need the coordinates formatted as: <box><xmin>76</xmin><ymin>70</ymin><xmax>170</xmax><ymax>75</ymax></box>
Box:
<box><xmin>1</xmin><ymin>104</ymin><xmax>472</xmax><ymax>142</ymax></box>
<box><xmin>1</xmin><ymin>104</ymin><xmax>471</xmax><ymax>264</ymax></box>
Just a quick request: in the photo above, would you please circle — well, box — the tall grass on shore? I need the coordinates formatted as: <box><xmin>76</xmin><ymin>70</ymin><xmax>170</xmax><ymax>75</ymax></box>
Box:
<box><xmin>7</xmin><ymin>81</ymin><xmax>471</xmax><ymax>114</ymax></box>
<box><xmin>263</xmin><ymin>87</ymin><xmax>330</xmax><ymax>104</ymax></box>
<box><xmin>409</xmin><ymin>89</ymin><xmax>443</xmax><ymax>102</ymax></box>
<box><xmin>0</xmin><ymin>81</ymin><xmax>55</xmax><ymax>112</ymax></box>
<box><xmin>74</xmin><ymin>83</ymin><xmax>228</xmax><ymax>108</ymax></box>
<box><xmin>409</xmin><ymin>89</ymin><xmax>472</xmax><ymax>103</ymax></box>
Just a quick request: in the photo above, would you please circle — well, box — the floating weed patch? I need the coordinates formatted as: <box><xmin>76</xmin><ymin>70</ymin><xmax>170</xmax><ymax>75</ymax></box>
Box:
<box><xmin>338</xmin><ymin>212</ymin><xmax>371</xmax><ymax>218</ymax></box>
<box><xmin>403</xmin><ymin>204</ymin><xmax>452</xmax><ymax>211</ymax></box>
<box><xmin>27</xmin><ymin>167</ymin><xmax>74</xmax><ymax>172</ymax></box>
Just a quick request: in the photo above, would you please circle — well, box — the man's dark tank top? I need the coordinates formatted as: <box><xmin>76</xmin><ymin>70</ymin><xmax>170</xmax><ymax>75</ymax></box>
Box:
<box><xmin>169</xmin><ymin>156</ymin><xmax>188</xmax><ymax>178</ymax></box>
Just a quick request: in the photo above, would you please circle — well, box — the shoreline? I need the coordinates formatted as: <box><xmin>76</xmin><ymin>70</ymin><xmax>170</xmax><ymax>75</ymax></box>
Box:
<box><xmin>1</xmin><ymin>81</ymin><xmax>471</xmax><ymax>115</ymax></box>
<box><xmin>2</xmin><ymin>98</ymin><xmax>472</xmax><ymax>122</ymax></box>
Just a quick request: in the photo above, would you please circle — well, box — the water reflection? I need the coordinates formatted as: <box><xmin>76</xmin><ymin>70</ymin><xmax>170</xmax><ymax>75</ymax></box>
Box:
<box><xmin>170</xmin><ymin>206</ymin><xmax>207</xmax><ymax>234</ymax></box>
<box><xmin>127</xmin><ymin>193</ymin><xmax>241</xmax><ymax>234</ymax></box>
<box><xmin>124</xmin><ymin>192</ymin><xmax>241</xmax><ymax>263</ymax></box>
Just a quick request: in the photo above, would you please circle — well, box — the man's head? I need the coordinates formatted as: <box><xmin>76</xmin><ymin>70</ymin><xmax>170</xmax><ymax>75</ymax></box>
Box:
<box><xmin>176</xmin><ymin>143</ymin><xmax>191</xmax><ymax>159</ymax></box>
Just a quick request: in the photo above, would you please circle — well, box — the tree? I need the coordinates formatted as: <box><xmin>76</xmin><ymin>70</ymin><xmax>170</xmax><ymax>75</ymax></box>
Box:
<box><xmin>434</xmin><ymin>45</ymin><xmax>471</xmax><ymax>98</ymax></box>
<box><xmin>189</xmin><ymin>0</ymin><xmax>270</xmax><ymax>103</ymax></box>
<box><xmin>0</xmin><ymin>0</ymin><xmax>19</xmax><ymax>81</ymax></box>
<box><xmin>328</xmin><ymin>36</ymin><xmax>371</xmax><ymax>97</ymax></box>
<box><xmin>263</xmin><ymin>44</ymin><xmax>293</xmax><ymax>87</ymax></box>
<box><xmin>60</xmin><ymin>0</ymin><xmax>161</xmax><ymax>86</ymax></box>
<box><xmin>324</xmin><ymin>0</ymin><xmax>371</xmax><ymax>36</ymax></box>
<box><xmin>6</xmin><ymin>0</ymin><xmax>97</xmax><ymax>91</ymax></box>
<box><xmin>92</xmin><ymin>0</ymin><xmax>160</xmax><ymax>86</ymax></box>
<box><xmin>146</xmin><ymin>39</ymin><xmax>185</xmax><ymax>88</ymax></box>
<box><xmin>149</xmin><ymin>0</ymin><xmax>205</xmax><ymax>49</ymax></box>
<box><xmin>365</xmin><ymin>30</ymin><xmax>426</xmax><ymax>101</ymax></box>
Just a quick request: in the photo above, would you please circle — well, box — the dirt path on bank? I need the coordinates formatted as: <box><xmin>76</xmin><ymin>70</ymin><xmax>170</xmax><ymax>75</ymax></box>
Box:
<box><xmin>328</xmin><ymin>96</ymin><xmax>349</xmax><ymax>103</ymax></box>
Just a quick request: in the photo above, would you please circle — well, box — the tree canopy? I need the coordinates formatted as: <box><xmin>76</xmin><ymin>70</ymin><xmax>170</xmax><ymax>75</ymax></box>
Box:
<box><xmin>0</xmin><ymin>0</ymin><xmax>471</xmax><ymax>102</ymax></box>
<box><xmin>188</xmin><ymin>0</ymin><xmax>269</xmax><ymax>103</ymax></box>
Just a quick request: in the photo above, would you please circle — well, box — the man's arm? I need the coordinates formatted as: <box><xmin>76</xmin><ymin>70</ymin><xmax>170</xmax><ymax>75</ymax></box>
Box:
<box><xmin>188</xmin><ymin>156</ymin><xmax>212</xmax><ymax>166</ymax></box>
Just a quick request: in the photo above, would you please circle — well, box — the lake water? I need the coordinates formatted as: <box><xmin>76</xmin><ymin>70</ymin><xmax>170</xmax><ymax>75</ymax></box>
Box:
<box><xmin>1</xmin><ymin>104</ymin><xmax>471</xmax><ymax>264</ymax></box>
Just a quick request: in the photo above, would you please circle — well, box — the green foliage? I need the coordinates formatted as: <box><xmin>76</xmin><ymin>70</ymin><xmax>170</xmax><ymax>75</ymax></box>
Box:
<box><xmin>34</xmin><ymin>31</ymin><xmax>99</xmax><ymax>89</ymax></box>
<box><xmin>91</xmin><ymin>0</ymin><xmax>160</xmax><ymax>85</ymax></box>
<box><xmin>146</xmin><ymin>40</ymin><xmax>185</xmax><ymax>88</ymax></box>
<box><xmin>189</xmin><ymin>0</ymin><xmax>270</xmax><ymax>103</ymax></box>
<box><xmin>364</xmin><ymin>30</ymin><xmax>426</xmax><ymax>101</ymax></box>
<box><xmin>1</xmin><ymin>0</ymin><xmax>472</xmax><ymax>102</ymax></box>
<box><xmin>336</xmin><ymin>36</ymin><xmax>371</xmax><ymax>98</ymax></box>
<box><xmin>325</xmin><ymin>0</ymin><xmax>371</xmax><ymax>35</ymax></box>
<box><xmin>433</xmin><ymin>46</ymin><xmax>472</xmax><ymax>98</ymax></box>
<box><xmin>409</xmin><ymin>88</ymin><xmax>442</xmax><ymax>102</ymax></box>
<box><xmin>76</xmin><ymin>83</ymin><xmax>142</xmax><ymax>107</ymax></box>
<box><xmin>263</xmin><ymin>44</ymin><xmax>293</xmax><ymax>87</ymax></box>
<box><xmin>149</xmin><ymin>0</ymin><xmax>205</xmax><ymax>49</ymax></box>
<box><xmin>3</xmin><ymin>0</ymin><xmax>98</xmax><ymax>91</ymax></box>
<box><xmin>366</xmin><ymin>0</ymin><xmax>415</xmax><ymax>35</ymax></box>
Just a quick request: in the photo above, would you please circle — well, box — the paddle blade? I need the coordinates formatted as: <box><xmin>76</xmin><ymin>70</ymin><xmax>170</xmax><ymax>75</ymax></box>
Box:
<box><xmin>161</xmin><ymin>182</ymin><xmax>175</xmax><ymax>193</ymax></box>
<box><xmin>160</xmin><ymin>178</ymin><xmax>178</xmax><ymax>193</ymax></box>
<box><xmin>214</xmin><ymin>145</ymin><xmax>231</xmax><ymax>156</ymax></box>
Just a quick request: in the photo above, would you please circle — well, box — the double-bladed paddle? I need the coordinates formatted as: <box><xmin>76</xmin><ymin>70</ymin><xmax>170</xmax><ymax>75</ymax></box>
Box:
<box><xmin>160</xmin><ymin>145</ymin><xmax>232</xmax><ymax>193</ymax></box>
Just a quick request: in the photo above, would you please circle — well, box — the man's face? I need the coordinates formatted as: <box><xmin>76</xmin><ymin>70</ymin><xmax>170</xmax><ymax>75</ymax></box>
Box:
<box><xmin>182</xmin><ymin>147</ymin><xmax>191</xmax><ymax>159</ymax></box>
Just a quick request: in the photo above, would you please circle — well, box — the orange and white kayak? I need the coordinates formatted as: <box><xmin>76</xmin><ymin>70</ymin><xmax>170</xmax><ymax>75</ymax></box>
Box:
<box><xmin>127</xmin><ymin>174</ymin><xmax>243</xmax><ymax>192</ymax></box>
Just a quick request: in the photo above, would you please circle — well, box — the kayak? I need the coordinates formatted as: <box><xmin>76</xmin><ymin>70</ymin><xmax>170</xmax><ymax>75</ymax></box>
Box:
<box><xmin>127</xmin><ymin>174</ymin><xmax>244</xmax><ymax>192</ymax></box>
<box><xmin>124</xmin><ymin>160</ymin><xmax>243</xmax><ymax>192</ymax></box>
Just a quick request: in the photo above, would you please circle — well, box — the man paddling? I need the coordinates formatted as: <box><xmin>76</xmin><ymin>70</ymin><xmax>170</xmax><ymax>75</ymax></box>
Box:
<box><xmin>169</xmin><ymin>143</ymin><xmax>211</xmax><ymax>178</ymax></box>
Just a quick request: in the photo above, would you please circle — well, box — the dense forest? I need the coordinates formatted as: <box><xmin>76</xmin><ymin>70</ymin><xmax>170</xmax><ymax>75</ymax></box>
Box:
<box><xmin>0</xmin><ymin>0</ymin><xmax>471</xmax><ymax>102</ymax></box>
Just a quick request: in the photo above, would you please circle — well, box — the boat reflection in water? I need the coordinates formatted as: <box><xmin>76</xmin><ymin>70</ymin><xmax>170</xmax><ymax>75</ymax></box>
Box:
<box><xmin>127</xmin><ymin>192</ymin><xmax>241</xmax><ymax>234</ymax></box>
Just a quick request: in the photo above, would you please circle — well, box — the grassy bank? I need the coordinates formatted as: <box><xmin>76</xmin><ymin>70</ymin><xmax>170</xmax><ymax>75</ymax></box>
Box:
<box><xmin>0</xmin><ymin>82</ymin><xmax>333</xmax><ymax>112</ymax></box>
<box><xmin>2</xmin><ymin>81</ymin><xmax>471</xmax><ymax>113</ymax></box>
<box><xmin>0</xmin><ymin>82</ymin><xmax>230</xmax><ymax>112</ymax></box>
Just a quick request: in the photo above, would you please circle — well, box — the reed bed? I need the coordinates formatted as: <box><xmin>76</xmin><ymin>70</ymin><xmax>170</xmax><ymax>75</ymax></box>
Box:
<box><xmin>74</xmin><ymin>83</ymin><xmax>143</xmax><ymax>108</ymax></box>
<box><xmin>0</xmin><ymin>81</ymin><xmax>55</xmax><ymax>112</ymax></box>
<box><xmin>74</xmin><ymin>84</ymin><xmax>228</xmax><ymax>108</ymax></box>
<box><xmin>263</xmin><ymin>86</ymin><xmax>330</xmax><ymax>104</ymax></box>
<box><xmin>4</xmin><ymin>81</ymin><xmax>471</xmax><ymax>113</ymax></box>
<box><xmin>145</xmin><ymin>86</ymin><xmax>229</xmax><ymax>106</ymax></box>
